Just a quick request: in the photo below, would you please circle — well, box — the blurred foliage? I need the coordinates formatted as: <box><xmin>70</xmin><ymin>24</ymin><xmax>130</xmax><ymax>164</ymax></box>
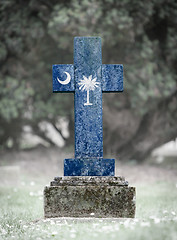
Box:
<box><xmin>0</xmin><ymin>0</ymin><xmax>176</xmax><ymax>156</ymax></box>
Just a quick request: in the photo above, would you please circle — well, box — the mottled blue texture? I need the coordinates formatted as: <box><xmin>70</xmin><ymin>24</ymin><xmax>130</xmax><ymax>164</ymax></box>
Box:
<box><xmin>53</xmin><ymin>64</ymin><xmax>74</xmax><ymax>92</ymax></box>
<box><xmin>74</xmin><ymin>37</ymin><xmax>103</xmax><ymax>158</ymax></box>
<box><xmin>52</xmin><ymin>37</ymin><xmax>123</xmax><ymax>176</ymax></box>
<box><xmin>102</xmin><ymin>64</ymin><xmax>123</xmax><ymax>92</ymax></box>
<box><xmin>64</xmin><ymin>159</ymin><xmax>115</xmax><ymax>176</ymax></box>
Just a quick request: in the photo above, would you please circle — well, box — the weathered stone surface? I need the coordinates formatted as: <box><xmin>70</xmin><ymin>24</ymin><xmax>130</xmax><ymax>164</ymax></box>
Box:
<box><xmin>47</xmin><ymin>37</ymin><xmax>136</xmax><ymax>218</ymax></box>
<box><xmin>74</xmin><ymin>37</ymin><xmax>103</xmax><ymax>160</ymax></box>
<box><xmin>53</xmin><ymin>37</ymin><xmax>124</xmax><ymax>176</ymax></box>
<box><xmin>51</xmin><ymin>176</ymin><xmax>128</xmax><ymax>186</ymax></box>
<box><xmin>53</xmin><ymin>64</ymin><xmax>74</xmax><ymax>92</ymax></box>
<box><xmin>102</xmin><ymin>64</ymin><xmax>123</xmax><ymax>92</ymax></box>
<box><xmin>44</xmin><ymin>177</ymin><xmax>136</xmax><ymax>218</ymax></box>
<box><xmin>64</xmin><ymin>158</ymin><xmax>115</xmax><ymax>176</ymax></box>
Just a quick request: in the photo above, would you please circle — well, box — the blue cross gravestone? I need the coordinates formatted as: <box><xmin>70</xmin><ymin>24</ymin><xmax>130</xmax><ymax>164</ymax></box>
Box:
<box><xmin>53</xmin><ymin>37</ymin><xmax>123</xmax><ymax>176</ymax></box>
<box><xmin>44</xmin><ymin>37</ymin><xmax>136</xmax><ymax>218</ymax></box>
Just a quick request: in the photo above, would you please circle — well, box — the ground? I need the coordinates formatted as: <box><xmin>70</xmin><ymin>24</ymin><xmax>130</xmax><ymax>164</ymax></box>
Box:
<box><xmin>0</xmin><ymin>147</ymin><xmax>177</xmax><ymax>240</ymax></box>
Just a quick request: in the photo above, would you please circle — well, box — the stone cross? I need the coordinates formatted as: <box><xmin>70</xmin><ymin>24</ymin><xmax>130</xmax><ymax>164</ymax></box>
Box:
<box><xmin>53</xmin><ymin>37</ymin><xmax>123</xmax><ymax>176</ymax></box>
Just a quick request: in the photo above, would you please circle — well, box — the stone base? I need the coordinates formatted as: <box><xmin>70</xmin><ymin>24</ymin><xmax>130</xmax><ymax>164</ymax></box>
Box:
<box><xmin>44</xmin><ymin>176</ymin><xmax>136</xmax><ymax>218</ymax></box>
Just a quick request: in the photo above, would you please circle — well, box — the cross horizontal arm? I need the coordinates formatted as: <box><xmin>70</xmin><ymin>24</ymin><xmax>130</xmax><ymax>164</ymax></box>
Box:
<box><xmin>53</xmin><ymin>64</ymin><xmax>75</xmax><ymax>92</ymax></box>
<box><xmin>102</xmin><ymin>64</ymin><xmax>123</xmax><ymax>92</ymax></box>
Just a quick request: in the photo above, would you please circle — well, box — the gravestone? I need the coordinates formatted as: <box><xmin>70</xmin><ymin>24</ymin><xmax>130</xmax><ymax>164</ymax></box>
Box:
<box><xmin>44</xmin><ymin>37</ymin><xmax>136</xmax><ymax>218</ymax></box>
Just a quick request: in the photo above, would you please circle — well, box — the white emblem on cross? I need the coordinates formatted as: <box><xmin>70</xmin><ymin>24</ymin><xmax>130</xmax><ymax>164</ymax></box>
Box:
<box><xmin>78</xmin><ymin>75</ymin><xmax>100</xmax><ymax>106</ymax></box>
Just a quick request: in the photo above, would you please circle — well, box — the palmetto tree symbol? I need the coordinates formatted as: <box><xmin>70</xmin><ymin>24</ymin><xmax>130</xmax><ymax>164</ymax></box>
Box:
<box><xmin>78</xmin><ymin>75</ymin><xmax>100</xmax><ymax>106</ymax></box>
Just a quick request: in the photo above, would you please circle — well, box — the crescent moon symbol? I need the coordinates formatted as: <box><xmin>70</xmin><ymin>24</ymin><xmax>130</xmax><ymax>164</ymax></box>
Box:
<box><xmin>57</xmin><ymin>71</ymin><xmax>71</xmax><ymax>85</ymax></box>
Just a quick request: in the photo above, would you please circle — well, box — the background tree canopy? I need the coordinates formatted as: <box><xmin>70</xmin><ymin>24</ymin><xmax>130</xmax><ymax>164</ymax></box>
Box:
<box><xmin>0</xmin><ymin>0</ymin><xmax>176</xmax><ymax>161</ymax></box>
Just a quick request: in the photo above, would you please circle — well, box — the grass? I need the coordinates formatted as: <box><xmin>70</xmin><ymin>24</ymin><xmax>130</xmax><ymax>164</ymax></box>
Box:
<box><xmin>0</xmin><ymin>179</ymin><xmax>177</xmax><ymax>240</ymax></box>
<box><xmin>0</xmin><ymin>147</ymin><xmax>177</xmax><ymax>240</ymax></box>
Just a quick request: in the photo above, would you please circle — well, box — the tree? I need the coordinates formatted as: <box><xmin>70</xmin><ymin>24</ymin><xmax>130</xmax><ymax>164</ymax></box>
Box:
<box><xmin>0</xmin><ymin>0</ymin><xmax>176</xmax><ymax>161</ymax></box>
<box><xmin>78</xmin><ymin>75</ymin><xmax>100</xmax><ymax>106</ymax></box>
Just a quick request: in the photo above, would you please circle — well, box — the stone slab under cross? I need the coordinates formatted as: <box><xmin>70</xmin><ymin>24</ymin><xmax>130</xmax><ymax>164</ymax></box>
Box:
<box><xmin>53</xmin><ymin>37</ymin><xmax>123</xmax><ymax>176</ymax></box>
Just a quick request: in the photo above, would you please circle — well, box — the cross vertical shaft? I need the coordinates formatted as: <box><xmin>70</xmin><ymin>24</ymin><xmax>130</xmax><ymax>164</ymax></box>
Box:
<box><xmin>74</xmin><ymin>37</ymin><xmax>103</xmax><ymax>159</ymax></box>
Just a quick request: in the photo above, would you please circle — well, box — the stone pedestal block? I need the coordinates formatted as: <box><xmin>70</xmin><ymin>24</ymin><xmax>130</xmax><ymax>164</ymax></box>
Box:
<box><xmin>64</xmin><ymin>158</ymin><xmax>115</xmax><ymax>176</ymax></box>
<box><xmin>44</xmin><ymin>176</ymin><xmax>136</xmax><ymax>218</ymax></box>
